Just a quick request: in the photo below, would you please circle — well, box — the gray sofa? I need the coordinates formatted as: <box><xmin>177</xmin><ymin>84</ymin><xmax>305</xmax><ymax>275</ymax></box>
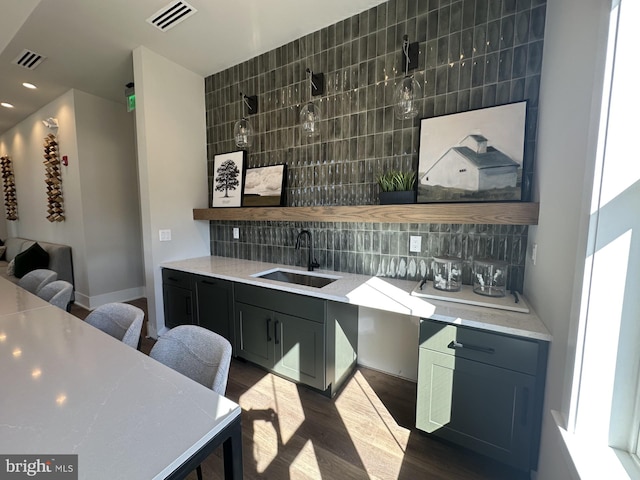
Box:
<box><xmin>0</xmin><ymin>237</ymin><xmax>74</xmax><ymax>286</ymax></box>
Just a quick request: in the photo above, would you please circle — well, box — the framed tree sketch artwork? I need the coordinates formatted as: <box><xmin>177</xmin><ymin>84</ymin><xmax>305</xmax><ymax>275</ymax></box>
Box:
<box><xmin>212</xmin><ymin>150</ymin><xmax>245</xmax><ymax>207</ymax></box>
<box><xmin>242</xmin><ymin>164</ymin><xmax>287</xmax><ymax>207</ymax></box>
<box><xmin>417</xmin><ymin>101</ymin><xmax>528</xmax><ymax>203</ymax></box>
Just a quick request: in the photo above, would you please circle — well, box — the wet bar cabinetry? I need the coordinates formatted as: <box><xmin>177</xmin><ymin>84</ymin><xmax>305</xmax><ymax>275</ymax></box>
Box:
<box><xmin>161</xmin><ymin>268</ymin><xmax>234</xmax><ymax>345</ymax></box>
<box><xmin>162</xmin><ymin>269</ymin><xmax>359</xmax><ymax>397</ymax></box>
<box><xmin>234</xmin><ymin>283</ymin><xmax>358</xmax><ymax>397</ymax></box>
<box><xmin>160</xmin><ymin>257</ymin><xmax>551</xmax><ymax>473</ymax></box>
<box><xmin>416</xmin><ymin>319</ymin><xmax>549</xmax><ymax>472</ymax></box>
<box><xmin>162</xmin><ymin>269</ymin><xmax>193</xmax><ymax>328</ymax></box>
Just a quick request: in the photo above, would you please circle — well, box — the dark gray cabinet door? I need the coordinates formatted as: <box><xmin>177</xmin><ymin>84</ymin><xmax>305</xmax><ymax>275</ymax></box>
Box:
<box><xmin>194</xmin><ymin>276</ymin><xmax>233</xmax><ymax>343</ymax></box>
<box><xmin>235</xmin><ymin>302</ymin><xmax>274</xmax><ymax>369</ymax></box>
<box><xmin>162</xmin><ymin>269</ymin><xmax>194</xmax><ymax>328</ymax></box>
<box><xmin>233</xmin><ymin>282</ymin><xmax>357</xmax><ymax>396</ymax></box>
<box><xmin>417</xmin><ymin>348</ymin><xmax>536</xmax><ymax>470</ymax></box>
<box><xmin>273</xmin><ymin>312</ymin><xmax>326</xmax><ymax>391</ymax></box>
<box><xmin>162</xmin><ymin>284</ymin><xmax>193</xmax><ymax>328</ymax></box>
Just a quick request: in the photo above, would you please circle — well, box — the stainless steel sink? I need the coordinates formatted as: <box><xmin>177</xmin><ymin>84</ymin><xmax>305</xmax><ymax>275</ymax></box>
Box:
<box><xmin>253</xmin><ymin>269</ymin><xmax>339</xmax><ymax>288</ymax></box>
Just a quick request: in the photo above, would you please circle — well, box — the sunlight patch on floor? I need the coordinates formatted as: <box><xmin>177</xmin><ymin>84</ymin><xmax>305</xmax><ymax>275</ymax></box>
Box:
<box><xmin>289</xmin><ymin>439</ymin><xmax>322</xmax><ymax>479</ymax></box>
<box><xmin>236</xmin><ymin>366</ymin><xmax>418</xmax><ymax>479</ymax></box>
<box><xmin>334</xmin><ymin>370</ymin><xmax>411</xmax><ymax>478</ymax></box>
<box><xmin>270</xmin><ymin>373</ymin><xmax>306</xmax><ymax>445</ymax></box>
<box><xmin>336</xmin><ymin>371</ymin><xmax>411</xmax><ymax>475</ymax></box>
<box><xmin>239</xmin><ymin>372</ymin><xmax>307</xmax><ymax>472</ymax></box>
<box><xmin>251</xmin><ymin>411</ymin><xmax>279</xmax><ymax>473</ymax></box>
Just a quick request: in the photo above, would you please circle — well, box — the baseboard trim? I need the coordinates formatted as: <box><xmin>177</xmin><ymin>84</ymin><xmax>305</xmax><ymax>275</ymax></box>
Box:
<box><xmin>356</xmin><ymin>361</ymin><xmax>418</xmax><ymax>383</ymax></box>
<box><xmin>74</xmin><ymin>287</ymin><xmax>146</xmax><ymax>310</ymax></box>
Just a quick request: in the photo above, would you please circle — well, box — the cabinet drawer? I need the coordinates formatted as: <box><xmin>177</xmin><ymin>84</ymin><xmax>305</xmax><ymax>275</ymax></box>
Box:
<box><xmin>419</xmin><ymin>319</ymin><xmax>539</xmax><ymax>375</ymax></box>
<box><xmin>235</xmin><ymin>283</ymin><xmax>325</xmax><ymax>323</ymax></box>
<box><xmin>162</xmin><ymin>268</ymin><xmax>192</xmax><ymax>289</ymax></box>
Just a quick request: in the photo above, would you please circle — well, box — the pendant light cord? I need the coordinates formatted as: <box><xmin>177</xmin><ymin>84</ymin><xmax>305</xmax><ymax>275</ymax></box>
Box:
<box><xmin>305</xmin><ymin>68</ymin><xmax>318</xmax><ymax>100</ymax></box>
<box><xmin>402</xmin><ymin>35</ymin><xmax>410</xmax><ymax>77</ymax></box>
<box><xmin>240</xmin><ymin>92</ymin><xmax>248</xmax><ymax>118</ymax></box>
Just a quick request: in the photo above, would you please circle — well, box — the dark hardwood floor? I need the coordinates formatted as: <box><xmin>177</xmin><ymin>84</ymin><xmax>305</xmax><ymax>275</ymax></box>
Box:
<box><xmin>71</xmin><ymin>300</ymin><xmax>528</xmax><ymax>480</ymax></box>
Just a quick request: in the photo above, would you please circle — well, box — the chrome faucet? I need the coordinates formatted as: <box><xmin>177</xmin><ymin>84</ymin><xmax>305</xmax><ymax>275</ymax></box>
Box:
<box><xmin>295</xmin><ymin>229</ymin><xmax>319</xmax><ymax>271</ymax></box>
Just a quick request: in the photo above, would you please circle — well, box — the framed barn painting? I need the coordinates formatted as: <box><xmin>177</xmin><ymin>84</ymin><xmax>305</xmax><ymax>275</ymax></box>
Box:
<box><xmin>242</xmin><ymin>164</ymin><xmax>287</xmax><ymax>207</ymax></box>
<box><xmin>212</xmin><ymin>150</ymin><xmax>246</xmax><ymax>207</ymax></box>
<box><xmin>417</xmin><ymin>101</ymin><xmax>528</xmax><ymax>203</ymax></box>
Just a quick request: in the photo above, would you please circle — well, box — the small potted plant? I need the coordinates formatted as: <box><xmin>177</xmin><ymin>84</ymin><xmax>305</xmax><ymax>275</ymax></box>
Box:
<box><xmin>377</xmin><ymin>170</ymin><xmax>417</xmax><ymax>204</ymax></box>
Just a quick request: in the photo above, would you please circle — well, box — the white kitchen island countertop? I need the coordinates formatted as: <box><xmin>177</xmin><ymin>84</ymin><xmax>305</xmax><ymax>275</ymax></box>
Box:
<box><xmin>0</xmin><ymin>276</ymin><xmax>243</xmax><ymax>480</ymax></box>
<box><xmin>162</xmin><ymin>256</ymin><xmax>552</xmax><ymax>342</ymax></box>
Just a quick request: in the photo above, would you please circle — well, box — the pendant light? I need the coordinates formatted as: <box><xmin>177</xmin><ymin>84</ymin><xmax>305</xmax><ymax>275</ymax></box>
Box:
<box><xmin>394</xmin><ymin>35</ymin><xmax>422</xmax><ymax>120</ymax></box>
<box><xmin>300</xmin><ymin>68</ymin><xmax>325</xmax><ymax>138</ymax></box>
<box><xmin>234</xmin><ymin>93</ymin><xmax>258</xmax><ymax>149</ymax></box>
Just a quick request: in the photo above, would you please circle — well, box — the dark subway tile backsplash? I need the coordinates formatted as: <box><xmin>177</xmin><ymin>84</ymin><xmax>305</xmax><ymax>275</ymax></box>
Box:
<box><xmin>210</xmin><ymin>220</ymin><xmax>529</xmax><ymax>290</ymax></box>
<box><xmin>204</xmin><ymin>0</ymin><xmax>545</xmax><ymax>292</ymax></box>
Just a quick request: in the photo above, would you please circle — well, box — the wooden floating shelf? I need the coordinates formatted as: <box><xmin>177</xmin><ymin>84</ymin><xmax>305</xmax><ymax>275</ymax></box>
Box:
<box><xmin>193</xmin><ymin>202</ymin><xmax>539</xmax><ymax>225</ymax></box>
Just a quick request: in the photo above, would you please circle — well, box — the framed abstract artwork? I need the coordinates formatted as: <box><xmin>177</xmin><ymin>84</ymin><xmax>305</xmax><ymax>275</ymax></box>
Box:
<box><xmin>212</xmin><ymin>150</ymin><xmax>246</xmax><ymax>207</ymax></box>
<box><xmin>417</xmin><ymin>101</ymin><xmax>528</xmax><ymax>203</ymax></box>
<box><xmin>242</xmin><ymin>164</ymin><xmax>287</xmax><ymax>207</ymax></box>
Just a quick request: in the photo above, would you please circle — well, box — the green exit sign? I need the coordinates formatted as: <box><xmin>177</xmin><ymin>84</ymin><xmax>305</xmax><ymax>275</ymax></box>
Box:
<box><xmin>127</xmin><ymin>94</ymin><xmax>135</xmax><ymax>112</ymax></box>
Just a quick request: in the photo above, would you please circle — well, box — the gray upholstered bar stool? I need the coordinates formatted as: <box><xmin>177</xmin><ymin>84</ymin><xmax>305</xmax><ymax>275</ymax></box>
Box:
<box><xmin>18</xmin><ymin>269</ymin><xmax>57</xmax><ymax>294</ymax></box>
<box><xmin>149</xmin><ymin>325</ymin><xmax>233</xmax><ymax>480</ymax></box>
<box><xmin>84</xmin><ymin>303</ymin><xmax>144</xmax><ymax>349</ymax></box>
<box><xmin>37</xmin><ymin>280</ymin><xmax>74</xmax><ymax>311</ymax></box>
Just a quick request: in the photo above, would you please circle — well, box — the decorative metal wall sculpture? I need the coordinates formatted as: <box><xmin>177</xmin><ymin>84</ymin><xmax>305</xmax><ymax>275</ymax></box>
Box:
<box><xmin>0</xmin><ymin>155</ymin><xmax>18</xmax><ymax>220</ymax></box>
<box><xmin>43</xmin><ymin>134</ymin><xmax>64</xmax><ymax>222</ymax></box>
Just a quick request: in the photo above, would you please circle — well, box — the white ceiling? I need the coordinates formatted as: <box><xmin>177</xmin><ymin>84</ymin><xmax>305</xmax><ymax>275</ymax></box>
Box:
<box><xmin>0</xmin><ymin>0</ymin><xmax>386</xmax><ymax>135</ymax></box>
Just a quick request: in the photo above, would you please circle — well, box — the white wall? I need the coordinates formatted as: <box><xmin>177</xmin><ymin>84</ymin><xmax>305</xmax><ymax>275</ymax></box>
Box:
<box><xmin>358</xmin><ymin>307</ymin><xmax>420</xmax><ymax>381</ymax></box>
<box><xmin>0</xmin><ymin>89</ymin><xmax>144</xmax><ymax>309</ymax></box>
<box><xmin>0</xmin><ymin>90</ymin><xmax>85</xmax><ymax>287</ymax></box>
<box><xmin>132</xmin><ymin>46</ymin><xmax>210</xmax><ymax>338</ymax></box>
<box><xmin>524</xmin><ymin>1</ymin><xmax>611</xmax><ymax>478</ymax></box>
<box><xmin>74</xmin><ymin>90</ymin><xmax>144</xmax><ymax>307</ymax></box>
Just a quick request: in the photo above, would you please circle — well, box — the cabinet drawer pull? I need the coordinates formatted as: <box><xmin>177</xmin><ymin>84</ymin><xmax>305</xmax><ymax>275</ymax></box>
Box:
<box><xmin>447</xmin><ymin>340</ymin><xmax>495</xmax><ymax>354</ymax></box>
<box><xmin>266</xmin><ymin>318</ymin><xmax>272</xmax><ymax>342</ymax></box>
<box><xmin>202</xmin><ymin>280</ymin><xmax>217</xmax><ymax>286</ymax></box>
<box><xmin>274</xmin><ymin>320</ymin><xmax>280</xmax><ymax>345</ymax></box>
<box><xmin>185</xmin><ymin>298</ymin><xmax>191</xmax><ymax>317</ymax></box>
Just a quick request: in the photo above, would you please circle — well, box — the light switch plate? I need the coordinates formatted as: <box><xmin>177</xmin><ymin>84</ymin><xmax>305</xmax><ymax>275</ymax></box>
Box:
<box><xmin>410</xmin><ymin>235</ymin><xmax>422</xmax><ymax>253</ymax></box>
<box><xmin>233</xmin><ymin>227</ymin><xmax>239</xmax><ymax>239</ymax></box>
<box><xmin>159</xmin><ymin>229</ymin><xmax>171</xmax><ymax>242</ymax></box>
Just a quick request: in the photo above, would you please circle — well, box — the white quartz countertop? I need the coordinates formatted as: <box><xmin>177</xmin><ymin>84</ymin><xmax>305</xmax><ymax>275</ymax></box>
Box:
<box><xmin>0</xmin><ymin>296</ymin><xmax>241</xmax><ymax>479</ymax></box>
<box><xmin>0</xmin><ymin>279</ymin><xmax>52</xmax><ymax>316</ymax></box>
<box><xmin>162</xmin><ymin>256</ymin><xmax>552</xmax><ymax>342</ymax></box>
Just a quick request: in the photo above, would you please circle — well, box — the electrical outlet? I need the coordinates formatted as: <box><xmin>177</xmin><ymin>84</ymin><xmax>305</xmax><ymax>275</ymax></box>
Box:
<box><xmin>159</xmin><ymin>229</ymin><xmax>171</xmax><ymax>242</ymax></box>
<box><xmin>409</xmin><ymin>235</ymin><xmax>422</xmax><ymax>253</ymax></box>
<box><xmin>233</xmin><ymin>227</ymin><xmax>239</xmax><ymax>239</ymax></box>
<box><xmin>531</xmin><ymin>243</ymin><xmax>538</xmax><ymax>265</ymax></box>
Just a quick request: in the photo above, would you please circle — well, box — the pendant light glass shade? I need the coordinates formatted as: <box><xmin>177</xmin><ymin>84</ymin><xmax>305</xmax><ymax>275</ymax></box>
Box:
<box><xmin>394</xmin><ymin>76</ymin><xmax>422</xmax><ymax>120</ymax></box>
<box><xmin>300</xmin><ymin>68</ymin><xmax>324</xmax><ymax>138</ymax></box>
<box><xmin>234</xmin><ymin>93</ymin><xmax>258</xmax><ymax>149</ymax></box>
<box><xmin>234</xmin><ymin>117</ymin><xmax>253</xmax><ymax>148</ymax></box>
<box><xmin>394</xmin><ymin>34</ymin><xmax>421</xmax><ymax>120</ymax></box>
<box><xmin>300</xmin><ymin>102</ymin><xmax>321</xmax><ymax>138</ymax></box>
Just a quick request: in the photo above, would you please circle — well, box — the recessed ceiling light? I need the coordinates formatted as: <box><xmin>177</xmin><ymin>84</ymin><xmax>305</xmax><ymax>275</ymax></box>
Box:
<box><xmin>1</xmin><ymin>102</ymin><xmax>15</xmax><ymax>109</ymax></box>
<box><xmin>22</xmin><ymin>82</ymin><xmax>37</xmax><ymax>89</ymax></box>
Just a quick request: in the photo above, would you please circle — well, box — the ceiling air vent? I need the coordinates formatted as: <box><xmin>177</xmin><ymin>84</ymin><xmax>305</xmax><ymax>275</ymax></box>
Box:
<box><xmin>12</xmin><ymin>49</ymin><xmax>46</xmax><ymax>70</ymax></box>
<box><xmin>146</xmin><ymin>0</ymin><xmax>197</xmax><ymax>32</ymax></box>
